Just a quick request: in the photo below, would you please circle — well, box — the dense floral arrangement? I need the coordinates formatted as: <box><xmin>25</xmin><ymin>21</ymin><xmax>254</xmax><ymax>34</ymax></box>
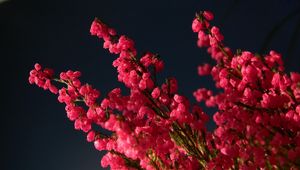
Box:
<box><xmin>29</xmin><ymin>9</ymin><xmax>300</xmax><ymax>169</ymax></box>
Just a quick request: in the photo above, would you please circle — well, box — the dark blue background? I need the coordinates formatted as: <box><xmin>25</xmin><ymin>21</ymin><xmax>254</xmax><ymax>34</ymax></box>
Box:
<box><xmin>1</xmin><ymin>0</ymin><xmax>300</xmax><ymax>169</ymax></box>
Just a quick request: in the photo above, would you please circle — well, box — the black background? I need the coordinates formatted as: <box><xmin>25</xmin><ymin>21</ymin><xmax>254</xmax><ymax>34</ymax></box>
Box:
<box><xmin>1</xmin><ymin>0</ymin><xmax>300</xmax><ymax>169</ymax></box>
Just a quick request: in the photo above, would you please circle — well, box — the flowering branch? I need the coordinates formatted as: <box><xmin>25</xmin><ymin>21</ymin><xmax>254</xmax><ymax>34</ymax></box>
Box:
<box><xmin>193</xmin><ymin>10</ymin><xmax>300</xmax><ymax>169</ymax></box>
<box><xmin>28</xmin><ymin>8</ymin><xmax>300</xmax><ymax>170</ymax></box>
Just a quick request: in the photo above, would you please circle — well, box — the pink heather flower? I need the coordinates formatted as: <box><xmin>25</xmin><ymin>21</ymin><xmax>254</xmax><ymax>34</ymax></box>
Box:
<box><xmin>72</xmin><ymin>79</ymin><xmax>81</xmax><ymax>88</ymax></box>
<box><xmin>193</xmin><ymin>88</ymin><xmax>212</xmax><ymax>102</ymax></box>
<box><xmin>290</xmin><ymin>72</ymin><xmax>300</xmax><ymax>82</ymax></box>
<box><xmin>49</xmin><ymin>85</ymin><xmax>58</xmax><ymax>94</ymax></box>
<box><xmin>28</xmin><ymin>63</ymin><xmax>57</xmax><ymax>94</ymax></box>
<box><xmin>210</xmin><ymin>26</ymin><xmax>224</xmax><ymax>42</ymax></box>
<box><xmin>241</xmin><ymin>64</ymin><xmax>258</xmax><ymax>83</ymax></box>
<box><xmin>79</xmin><ymin>84</ymin><xmax>100</xmax><ymax>106</ymax></box>
<box><xmin>117</xmin><ymin>35</ymin><xmax>135</xmax><ymax>51</ymax></box>
<box><xmin>219</xmin><ymin>77</ymin><xmax>229</xmax><ymax>88</ymax></box>
<box><xmin>100</xmin><ymin>98</ymin><xmax>110</xmax><ymax>109</ymax></box>
<box><xmin>168</xmin><ymin>78</ymin><xmax>178</xmax><ymax>94</ymax></box>
<box><xmin>66</xmin><ymin>70</ymin><xmax>81</xmax><ymax>80</ymax></box>
<box><xmin>151</xmin><ymin>87</ymin><xmax>160</xmax><ymax>99</ymax></box>
<box><xmin>209</xmin><ymin>35</ymin><xmax>218</xmax><ymax>47</ymax></box>
<box><xmin>74</xmin><ymin>117</ymin><xmax>92</xmax><ymax>132</ymax></box>
<box><xmin>108</xmin><ymin>28</ymin><xmax>116</xmax><ymax>36</ymax></box>
<box><xmin>90</xmin><ymin>19</ymin><xmax>110</xmax><ymax>40</ymax></box>
<box><xmin>285</xmin><ymin>110</ymin><xmax>295</xmax><ymax>120</ymax></box>
<box><xmin>159</xmin><ymin>94</ymin><xmax>170</xmax><ymax>105</ymax></box>
<box><xmin>271</xmin><ymin>73</ymin><xmax>291</xmax><ymax>90</ymax></box>
<box><xmin>138</xmin><ymin>79</ymin><xmax>147</xmax><ymax>90</ymax></box>
<box><xmin>220</xmin><ymin>146</ymin><xmax>237</xmax><ymax>157</ymax></box>
<box><xmin>154</xmin><ymin>60</ymin><xmax>164</xmax><ymax>72</ymax></box>
<box><xmin>140</xmin><ymin>53</ymin><xmax>153</xmax><ymax>67</ymax></box>
<box><xmin>58</xmin><ymin>88</ymin><xmax>72</xmax><ymax>104</ymax></box>
<box><xmin>94</xmin><ymin>139</ymin><xmax>107</xmax><ymax>151</ymax></box>
<box><xmin>243</xmin><ymin>88</ymin><xmax>262</xmax><ymax>105</ymax></box>
<box><xmin>87</xmin><ymin>131</ymin><xmax>96</xmax><ymax>142</ymax></box>
<box><xmin>87</xmin><ymin>108</ymin><xmax>97</xmax><ymax>119</ymax></box>
<box><xmin>203</xmin><ymin>10</ymin><xmax>214</xmax><ymax>21</ymax></box>
<box><xmin>296</xmin><ymin>105</ymin><xmax>300</xmax><ymax>114</ymax></box>
<box><xmin>197</xmin><ymin>63</ymin><xmax>212</xmax><ymax>76</ymax></box>
<box><xmin>265</xmin><ymin>50</ymin><xmax>284</xmax><ymax>71</ymax></box>
<box><xmin>197</xmin><ymin>30</ymin><xmax>210</xmax><ymax>47</ymax></box>
<box><xmin>173</xmin><ymin>94</ymin><xmax>184</xmax><ymax>103</ymax></box>
<box><xmin>177</xmin><ymin>103</ymin><xmax>186</xmax><ymax>113</ymax></box>
<box><xmin>192</xmin><ymin>18</ymin><xmax>203</xmax><ymax>32</ymax></box>
<box><xmin>34</xmin><ymin>63</ymin><xmax>41</xmax><ymax>71</ymax></box>
<box><xmin>104</xmin><ymin>114</ymin><xmax>117</xmax><ymax>131</ymax></box>
<box><xmin>261</xmin><ymin>92</ymin><xmax>290</xmax><ymax>109</ymax></box>
<box><xmin>65</xmin><ymin>105</ymin><xmax>81</xmax><ymax>121</ymax></box>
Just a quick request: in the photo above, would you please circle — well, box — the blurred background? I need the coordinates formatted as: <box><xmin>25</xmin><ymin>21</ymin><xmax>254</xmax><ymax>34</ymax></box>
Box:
<box><xmin>1</xmin><ymin>0</ymin><xmax>300</xmax><ymax>169</ymax></box>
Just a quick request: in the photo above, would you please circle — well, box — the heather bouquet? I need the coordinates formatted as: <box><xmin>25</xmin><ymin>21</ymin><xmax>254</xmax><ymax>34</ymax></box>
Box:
<box><xmin>29</xmin><ymin>9</ymin><xmax>300</xmax><ymax>169</ymax></box>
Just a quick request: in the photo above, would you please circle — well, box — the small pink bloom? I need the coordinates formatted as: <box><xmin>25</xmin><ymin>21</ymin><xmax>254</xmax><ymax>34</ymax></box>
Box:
<box><xmin>151</xmin><ymin>87</ymin><xmax>160</xmax><ymax>99</ymax></box>
<box><xmin>203</xmin><ymin>10</ymin><xmax>214</xmax><ymax>21</ymax></box>
<box><xmin>192</xmin><ymin>18</ymin><xmax>203</xmax><ymax>32</ymax></box>
<box><xmin>94</xmin><ymin>139</ymin><xmax>107</xmax><ymax>151</ymax></box>
<box><xmin>34</xmin><ymin>63</ymin><xmax>41</xmax><ymax>71</ymax></box>
<box><xmin>87</xmin><ymin>131</ymin><xmax>95</xmax><ymax>142</ymax></box>
<box><xmin>198</xmin><ymin>63</ymin><xmax>212</xmax><ymax>76</ymax></box>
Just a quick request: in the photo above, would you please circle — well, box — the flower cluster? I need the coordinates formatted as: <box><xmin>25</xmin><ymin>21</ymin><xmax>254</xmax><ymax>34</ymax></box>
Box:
<box><xmin>193</xmin><ymin>11</ymin><xmax>300</xmax><ymax>169</ymax></box>
<box><xmin>29</xmin><ymin>17</ymin><xmax>211</xmax><ymax>170</ymax></box>
<box><xmin>29</xmin><ymin>10</ymin><xmax>300</xmax><ymax>170</ymax></box>
<box><xmin>29</xmin><ymin>63</ymin><xmax>58</xmax><ymax>94</ymax></box>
